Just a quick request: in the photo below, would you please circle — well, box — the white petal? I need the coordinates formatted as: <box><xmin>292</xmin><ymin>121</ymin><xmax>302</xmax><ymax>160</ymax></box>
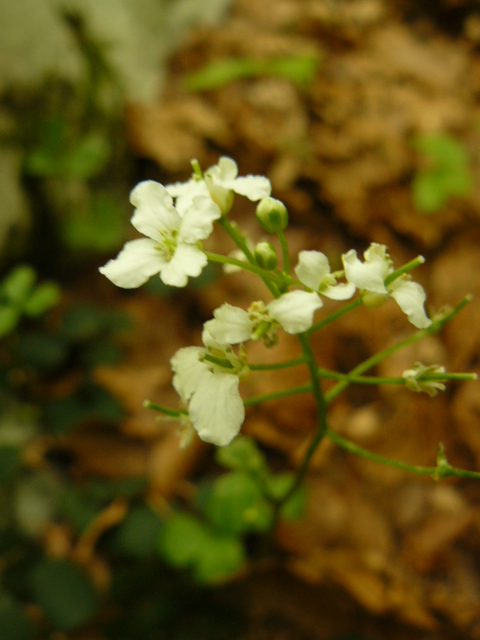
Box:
<box><xmin>207</xmin><ymin>157</ymin><xmax>238</xmax><ymax>183</ymax></box>
<box><xmin>166</xmin><ymin>179</ymin><xmax>209</xmax><ymax>215</ymax></box>
<box><xmin>99</xmin><ymin>239</ymin><xmax>165</xmax><ymax>288</ymax></box>
<box><xmin>189</xmin><ymin>371</ymin><xmax>245</xmax><ymax>446</ymax></box>
<box><xmin>227</xmin><ymin>175</ymin><xmax>272</xmax><ymax>201</ymax></box>
<box><xmin>389</xmin><ymin>278</ymin><xmax>432</xmax><ymax>329</ymax></box>
<box><xmin>130</xmin><ymin>181</ymin><xmax>180</xmax><ymax>240</ymax></box>
<box><xmin>160</xmin><ymin>244</ymin><xmax>207</xmax><ymax>287</ymax></box>
<box><xmin>268</xmin><ymin>290</ymin><xmax>323</xmax><ymax>334</ymax></box>
<box><xmin>295</xmin><ymin>250</ymin><xmax>331</xmax><ymax>290</ymax></box>
<box><xmin>321</xmin><ymin>282</ymin><xmax>356</xmax><ymax>300</ymax></box>
<box><xmin>204</xmin><ymin>304</ymin><xmax>253</xmax><ymax>345</ymax></box>
<box><xmin>342</xmin><ymin>249</ymin><xmax>388</xmax><ymax>295</ymax></box>
<box><xmin>179</xmin><ymin>196</ymin><xmax>221</xmax><ymax>244</ymax></box>
<box><xmin>171</xmin><ymin>346</ymin><xmax>207</xmax><ymax>401</ymax></box>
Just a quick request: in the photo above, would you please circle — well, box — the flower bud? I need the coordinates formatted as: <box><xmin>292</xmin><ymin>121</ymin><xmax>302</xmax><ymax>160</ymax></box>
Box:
<box><xmin>256</xmin><ymin>197</ymin><xmax>288</xmax><ymax>233</ymax></box>
<box><xmin>254</xmin><ymin>241</ymin><xmax>278</xmax><ymax>270</ymax></box>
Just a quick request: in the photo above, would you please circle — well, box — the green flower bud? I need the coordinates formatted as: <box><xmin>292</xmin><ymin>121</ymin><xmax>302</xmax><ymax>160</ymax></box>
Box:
<box><xmin>254</xmin><ymin>241</ymin><xmax>278</xmax><ymax>270</ymax></box>
<box><xmin>256</xmin><ymin>197</ymin><xmax>288</xmax><ymax>233</ymax></box>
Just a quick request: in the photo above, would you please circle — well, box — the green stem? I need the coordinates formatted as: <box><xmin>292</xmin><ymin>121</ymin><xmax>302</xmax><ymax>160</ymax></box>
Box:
<box><xmin>325</xmin><ymin>428</ymin><xmax>480</xmax><ymax>480</ymax></box>
<box><xmin>218</xmin><ymin>217</ymin><xmax>255</xmax><ymax>262</ymax></box>
<box><xmin>326</xmin><ymin>297</ymin><xmax>471</xmax><ymax>403</ymax></box>
<box><xmin>384</xmin><ymin>255</ymin><xmax>425</xmax><ymax>287</ymax></box>
<box><xmin>276</xmin><ymin>333</ymin><xmax>329</xmax><ymax>506</ymax></box>
<box><xmin>244</xmin><ymin>383</ymin><xmax>311</xmax><ymax>407</ymax></box>
<box><xmin>249</xmin><ymin>356</ymin><xmax>306</xmax><ymax>371</ymax></box>
<box><xmin>306</xmin><ymin>298</ymin><xmax>363</xmax><ymax>335</ymax></box>
<box><xmin>143</xmin><ymin>401</ymin><xmax>185</xmax><ymax>418</ymax></box>
<box><xmin>276</xmin><ymin>229</ymin><xmax>290</xmax><ymax>275</ymax></box>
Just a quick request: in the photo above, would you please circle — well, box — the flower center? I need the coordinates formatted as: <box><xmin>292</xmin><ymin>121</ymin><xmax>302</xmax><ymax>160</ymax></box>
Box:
<box><xmin>248</xmin><ymin>301</ymin><xmax>278</xmax><ymax>348</ymax></box>
<box><xmin>155</xmin><ymin>229</ymin><xmax>178</xmax><ymax>260</ymax></box>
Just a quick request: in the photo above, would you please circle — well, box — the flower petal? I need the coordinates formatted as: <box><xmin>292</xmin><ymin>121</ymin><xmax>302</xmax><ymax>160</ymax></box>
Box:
<box><xmin>389</xmin><ymin>278</ymin><xmax>432</xmax><ymax>329</ymax></box>
<box><xmin>207</xmin><ymin>157</ymin><xmax>238</xmax><ymax>183</ymax></box>
<box><xmin>268</xmin><ymin>290</ymin><xmax>323</xmax><ymax>334</ymax></box>
<box><xmin>342</xmin><ymin>247</ymin><xmax>389</xmax><ymax>295</ymax></box>
<box><xmin>204</xmin><ymin>304</ymin><xmax>253</xmax><ymax>345</ymax></box>
<box><xmin>160</xmin><ymin>244</ymin><xmax>207</xmax><ymax>287</ymax></box>
<box><xmin>189</xmin><ymin>371</ymin><xmax>245</xmax><ymax>446</ymax></box>
<box><xmin>171</xmin><ymin>346</ymin><xmax>207</xmax><ymax>401</ymax></box>
<box><xmin>227</xmin><ymin>175</ymin><xmax>272</xmax><ymax>201</ymax></box>
<box><xmin>322</xmin><ymin>282</ymin><xmax>356</xmax><ymax>300</ymax></box>
<box><xmin>295</xmin><ymin>250</ymin><xmax>331</xmax><ymax>290</ymax></box>
<box><xmin>179</xmin><ymin>196</ymin><xmax>221</xmax><ymax>244</ymax></box>
<box><xmin>130</xmin><ymin>181</ymin><xmax>180</xmax><ymax>240</ymax></box>
<box><xmin>99</xmin><ymin>238</ymin><xmax>165</xmax><ymax>289</ymax></box>
<box><xmin>166</xmin><ymin>178</ymin><xmax>209</xmax><ymax>215</ymax></box>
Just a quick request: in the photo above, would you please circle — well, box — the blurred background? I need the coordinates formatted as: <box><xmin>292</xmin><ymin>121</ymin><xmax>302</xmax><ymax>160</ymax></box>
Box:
<box><xmin>1</xmin><ymin>0</ymin><xmax>480</xmax><ymax>638</ymax></box>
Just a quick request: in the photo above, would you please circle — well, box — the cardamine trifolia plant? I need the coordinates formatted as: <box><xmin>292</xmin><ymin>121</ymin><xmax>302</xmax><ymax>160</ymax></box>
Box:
<box><xmin>100</xmin><ymin>156</ymin><xmax>478</xmax><ymax>528</ymax></box>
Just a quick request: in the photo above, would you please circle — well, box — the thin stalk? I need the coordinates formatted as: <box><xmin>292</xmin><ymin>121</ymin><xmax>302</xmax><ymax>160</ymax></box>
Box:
<box><xmin>276</xmin><ymin>229</ymin><xmax>290</xmax><ymax>275</ymax></box>
<box><xmin>306</xmin><ymin>298</ymin><xmax>363</xmax><ymax>335</ymax></box>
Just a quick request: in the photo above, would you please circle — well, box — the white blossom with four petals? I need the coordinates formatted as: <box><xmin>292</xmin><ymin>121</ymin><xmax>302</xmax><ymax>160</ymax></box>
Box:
<box><xmin>99</xmin><ymin>180</ymin><xmax>221</xmax><ymax>288</ymax></box>
<box><xmin>171</xmin><ymin>336</ymin><xmax>248</xmax><ymax>447</ymax></box>
<box><xmin>204</xmin><ymin>290</ymin><xmax>323</xmax><ymax>348</ymax></box>
<box><xmin>295</xmin><ymin>250</ymin><xmax>356</xmax><ymax>300</ymax></box>
<box><xmin>342</xmin><ymin>243</ymin><xmax>432</xmax><ymax>329</ymax></box>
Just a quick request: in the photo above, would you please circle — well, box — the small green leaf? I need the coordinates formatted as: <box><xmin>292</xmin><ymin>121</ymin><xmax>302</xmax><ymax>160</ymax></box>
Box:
<box><xmin>29</xmin><ymin>558</ymin><xmax>98</xmax><ymax>630</ymax></box>
<box><xmin>215</xmin><ymin>436</ymin><xmax>268</xmax><ymax>474</ymax></box>
<box><xmin>158</xmin><ymin>512</ymin><xmax>245</xmax><ymax>583</ymax></box>
<box><xmin>2</xmin><ymin>266</ymin><xmax>36</xmax><ymax>306</ymax></box>
<box><xmin>23</xmin><ymin>282</ymin><xmax>61</xmax><ymax>317</ymax></box>
<box><xmin>112</xmin><ymin>504</ymin><xmax>163</xmax><ymax>558</ymax></box>
<box><xmin>158</xmin><ymin>513</ymin><xmax>209</xmax><ymax>568</ymax></box>
<box><xmin>267</xmin><ymin>473</ymin><xmax>307</xmax><ymax>521</ymax></box>
<box><xmin>0</xmin><ymin>307</ymin><xmax>19</xmax><ymax>338</ymax></box>
<box><xmin>203</xmin><ymin>471</ymin><xmax>272</xmax><ymax>534</ymax></box>
<box><xmin>63</xmin><ymin>135</ymin><xmax>110</xmax><ymax>180</ymax></box>
<box><xmin>15</xmin><ymin>332</ymin><xmax>67</xmax><ymax>372</ymax></box>
<box><xmin>184</xmin><ymin>54</ymin><xmax>321</xmax><ymax>92</ymax></box>
<box><xmin>192</xmin><ymin>532</ymin><xmax>245</xmax><ymax>583</ymax></box>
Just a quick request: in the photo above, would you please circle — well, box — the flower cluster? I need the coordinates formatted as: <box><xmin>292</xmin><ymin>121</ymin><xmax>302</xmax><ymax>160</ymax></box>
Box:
<box><xmin>100</xmin><ymin>157</ymin><xmax>437</xmax><ymax>447</ymax></box>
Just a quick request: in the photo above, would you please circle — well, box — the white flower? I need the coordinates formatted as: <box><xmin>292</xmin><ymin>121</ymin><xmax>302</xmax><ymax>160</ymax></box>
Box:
<box><xmin>402</xmin><ymin>362</ymin><xmax>446</xmax><ymax>397</ymax></box>
<box><xmin>171</xmin><ymin>339</ymin><xmax>248</xmax><ymax>447</ymax></box>
<box><xmin>205</xmin><ymin>157</ymin><xmax>271</xmax><ymax>201</ymax></box>
<box><xmin>342</xmin><ymin>243</ymin><xmax>432</xmax><ymax>329</ymax></box>
<box><xmin>204</xmin><ymin>290</ymin><xmax>323</xmax><ymax>348</ymax></box>
<box><xmin>166</xmin><ymin>157</ymin><xmax>271</xmax><ymax>215</ymax></box>
<box><xmin>295</xmin><ymin>250</ymin><xmax>356</xmax><ymax>300</ymax></box>
<box><xmin>99</xmin><ymin>180</ymin><xmax>221</xmax><ymax>288</ymax></box>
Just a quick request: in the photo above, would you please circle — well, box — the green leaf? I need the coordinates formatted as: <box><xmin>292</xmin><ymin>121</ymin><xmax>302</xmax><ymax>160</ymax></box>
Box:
<box><xmin>158</xmin><ymin>512</ymin><xmax>209</xmax><ymax>568</ymax></box>
<box><xmin>215</xmin><ymin>436</ymin><xmax>268</xmax><ymax>474</ymax></box>
<box><xmin>62</xmin><ymin>192</ymin><xmax>127</xmax><ymax>253</ymax></box>
<box><xmin>202</xmin><ymin>471</ymin><xmax>272</xmax><ymax>534</ymax></box>
<box><xmin>0</xmin><ymin>599</ymin><xmax>35</xmax><ymax>640</ymax></box>
<box><xmin>192</xmin><ymin>532</ymin><xmax>245</xmax><ymax>583</ymax></box>
<box><xmin>412</xmin><ymin>134</ymin><xmax>473</xmax><ymax>212</ymax></box>
<box><xmin>158</xmin><ymin>512</ymin><xmax>245</xmax><ymax>583</ymax></box>
<box><xmin>63</xmin><ymin>135</ymin><xmax>110</xmax><ymax>180</ymax></box>
<box><xmin>184</xmin><ymin>54</ymin><xmax>321</xmax><ymax>92</ymax></box>
<box><xmin>112</xmin><ymin>504</ymin><xmax>163</xmax><ymax>558</ymax></box>
<box><xmin>412</xmin><ymin>172</ymin><xmax>448</xmax><ymax>212</ymax></box>
<box><xmin>29</xmin><ymin>558</ymin><xmax>98</xmax><ymax>630</ymax></box>
<box><xmin>15</xmin><ymin>332</ymin><xmax>68</xmax><ymax>372</ymax></box>
<box><xmin>45</xmin><ymin>382</ymin><xmax>124</xmax><ymax>434</ymax></box>
<box><xmin>23</xmin><ymin>282</ymin><xmax>61</xmax><ymax>317</ymax></box>
<box><xmin>0</xmin><ymin>307</ymin><xmax>20</xmax><ymax>338</ymax></box>
<box><xmin>266</xmin><ymin>473</ymin><xmax>307</xmax><ymax>521</ymax></box>
<box><xmin>1</xmin><ymin>266</ymin><xmax>36</xmax><ymax>306</ymax></box>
